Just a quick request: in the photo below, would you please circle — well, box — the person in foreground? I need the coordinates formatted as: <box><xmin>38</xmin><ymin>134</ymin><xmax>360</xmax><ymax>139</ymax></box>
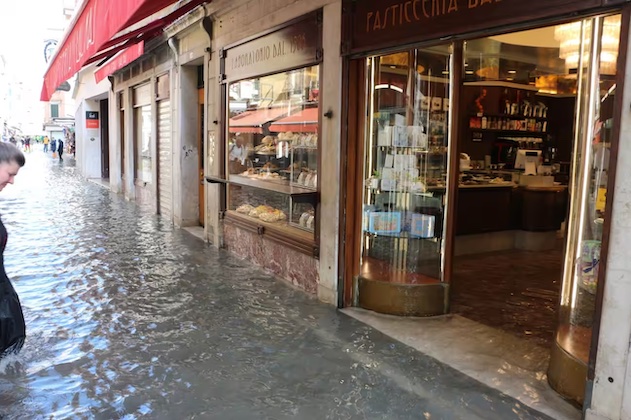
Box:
<box><xmin>0</xmin><ymin>142</ymin><xmax>26</xmax><ymax>357</ymax></box>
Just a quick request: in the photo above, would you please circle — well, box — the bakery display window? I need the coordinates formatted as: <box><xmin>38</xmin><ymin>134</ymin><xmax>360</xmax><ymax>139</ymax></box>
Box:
<box><xmin>226</xmin><ymin>65</ymin><xmax>320</xmax><ymax>238</ymax></box>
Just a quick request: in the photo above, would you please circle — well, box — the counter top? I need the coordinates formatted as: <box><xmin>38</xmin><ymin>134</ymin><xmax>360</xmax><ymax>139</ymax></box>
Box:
<box><xmin>459</xmin><ymin>183</ymin><xmax>516</xmax><ymax>189</ymax></box>
<box><xmin>519</xmin><ymin>185</ymin><xmax>568</xmax><ymax>192</ymax></box>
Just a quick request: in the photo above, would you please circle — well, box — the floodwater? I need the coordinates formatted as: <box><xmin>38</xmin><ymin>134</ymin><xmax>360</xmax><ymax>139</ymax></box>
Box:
<box><xmin>0</xmin><ymin>148</ymin><xmax>552</xmax><ymax>419</ymax></box>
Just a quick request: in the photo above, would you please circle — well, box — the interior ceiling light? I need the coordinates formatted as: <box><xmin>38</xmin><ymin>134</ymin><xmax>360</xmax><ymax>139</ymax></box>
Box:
<box><xmin>554</xmin><ymin>15</ymin><xmax>620</xmax><ymax>75</ymax></box>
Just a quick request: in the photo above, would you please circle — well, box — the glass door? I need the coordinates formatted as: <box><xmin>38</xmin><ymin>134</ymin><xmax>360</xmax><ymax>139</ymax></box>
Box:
<box><xmin>549</xmin><ymin>13</ymin><xmax>622</xmax><ymax>404</ymax></box>
<box><xmin>356</xmin><ymin>46</ymin><xmax>455</xmax><ymax>316</ymax></box>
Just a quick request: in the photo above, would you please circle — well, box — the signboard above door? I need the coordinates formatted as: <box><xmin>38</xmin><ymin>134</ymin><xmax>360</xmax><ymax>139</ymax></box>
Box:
<box><xmin>346</xmin><ymin>0</ymin><xmax>612</xmax><ymax>54</ymax></box>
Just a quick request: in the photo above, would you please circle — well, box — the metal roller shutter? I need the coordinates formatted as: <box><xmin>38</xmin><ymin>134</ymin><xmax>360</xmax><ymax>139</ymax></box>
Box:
<box><xmin>157</xmin><ymin>99</ymin><xmax>172</xmax><ymax>218</ymax></box>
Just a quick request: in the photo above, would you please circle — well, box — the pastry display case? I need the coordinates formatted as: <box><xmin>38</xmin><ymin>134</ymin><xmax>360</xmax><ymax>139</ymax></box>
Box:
<box><xmin>226</xmin><ymin>66</ymin><xmax>320</xmax><ymax>236</ymax></box>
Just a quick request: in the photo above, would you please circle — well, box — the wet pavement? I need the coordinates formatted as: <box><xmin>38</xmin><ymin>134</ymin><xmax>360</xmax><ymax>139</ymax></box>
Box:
<box><xmin>0</xmin><ymin>148</ymin><xmax>554</xmax><ymax>419</ymax></box>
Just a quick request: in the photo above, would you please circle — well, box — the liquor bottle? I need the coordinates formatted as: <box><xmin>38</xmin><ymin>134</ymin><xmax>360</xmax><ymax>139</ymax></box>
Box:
<box><xmin>499</xmin><ymin>88</ymin><xmax>509</xmax><ymax>114</ymax></box>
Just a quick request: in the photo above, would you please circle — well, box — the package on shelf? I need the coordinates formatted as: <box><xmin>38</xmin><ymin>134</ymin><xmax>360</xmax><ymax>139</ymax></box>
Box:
<box><xmin>410</xmin><ymin>213</ymin><xmax>436</xmax><ymax>238</ymax></box>
<box><xmin>378</xmin><ymin>126</ymin><xmax>392</xmax><ymax>146</ymax></box>
<box><xmin>393</xmin><ymin>125</ymin><xmax>409</xmax><ymax>147</ymax></box>
<box><xmin>394</xmin><ymin>154</ymin><xmax>415</xmax><ymax>170</ymax></box>
<box><xmin>421</xmin><ymin>96</ymin><xmax>430</xmax><ymax>110</ymax></box>
<box><xmin>405</xmin><ymin>168</ymin><xmax>419</xmax><ymax>180</ymax></box>
<box><xmin>381</xmin><ymin>167</ymin><xmax>395</xmax><ymax>180</ymax></box>
<box><xmin>409</xmin><ymin>180</ymin><xmax>426</xmax><ymax>192</ymax></box>
<box><xmin>367</xmin><ymin>211</ymin><xmax>402</xmax><ymax>234</ymax></box>
<box><xmin>362</xmin><ymin>205</ymin><xmax>379</xmax><ymax>231</ymax></box>
<box><xmin>409</xmin><ymin>126</ymin><xmax>428</xmax><ymax>148</ymax></box>
<box><xmin>431</xmin><ymin>97</ymin><xmax>443</xmax><ymax>111</ymax></box>
<box><xmin>381</xmin><ymin>179</ymin><xmax>398</xmax><ymax>191</ymax></box>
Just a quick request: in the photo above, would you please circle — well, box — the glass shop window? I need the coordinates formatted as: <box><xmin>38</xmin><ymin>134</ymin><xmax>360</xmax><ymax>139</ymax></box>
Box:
<box><xmin>226</xmin><ymin>66</ymin><xmax>320</xmax><ymax>238</ymax></box>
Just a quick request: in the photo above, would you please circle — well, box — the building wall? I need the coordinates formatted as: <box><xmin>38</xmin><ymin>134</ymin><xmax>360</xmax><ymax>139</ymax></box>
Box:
<box><xmin>207</xmin><ymin>0</ymin><xmax>342</xmax><ymax>302</ymax></box>
<box><xmin>586</xmin><ymin>16</ymin><xmax>631</xmax><ymax>420</ymax></box>
<box><xmin>111</xmin><ymin>51</ymin><xmax>172</xmax><ymax>214</ymax></box>
<box><xmin>168</xmin><ymin>13</ymin><xmax>209</xmax><ymax>228</ymax></box>
<box><xmin>74</xmin><ymin>101</ymin><xmax>103</xmax><ymax>178</ymax></box>
<box><xmin>72</xmin><ymin>65</ymin><xmax>110</xmax><ymax>179</ymax></box>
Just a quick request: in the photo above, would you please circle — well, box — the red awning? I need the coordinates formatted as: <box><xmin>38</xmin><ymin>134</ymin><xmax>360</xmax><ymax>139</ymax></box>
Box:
<box><xmin>41</xmin><ymin>0</ymin><xmax>207</xmax><ymax>101</ymax></box>
<box><xmin>94</xmin><ymin>42</ymin><xmax>144</xmax><ymax>83</ymax></box>
<box><xmin>269</xmin><ymin>107</ymin><xmax>319</xmax><ymax>133</ymax></box>
<box><xmin>229</xmin><ymin>108</ymin><xmax>289</xmax><ymax>134</ymax></box>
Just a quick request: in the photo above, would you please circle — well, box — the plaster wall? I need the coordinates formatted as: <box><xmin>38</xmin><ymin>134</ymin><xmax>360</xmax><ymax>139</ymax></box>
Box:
<box><xmin>74</xmin><ymin>101</ymin><xmax>103</xmax><ymax>179</ymax></box>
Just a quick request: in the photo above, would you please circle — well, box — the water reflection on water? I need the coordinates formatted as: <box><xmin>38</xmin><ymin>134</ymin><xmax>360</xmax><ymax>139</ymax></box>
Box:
<box><xmin>0</xmin><ymin>150</ymin><xmax>552</xmax><ymax>420</ymax></box>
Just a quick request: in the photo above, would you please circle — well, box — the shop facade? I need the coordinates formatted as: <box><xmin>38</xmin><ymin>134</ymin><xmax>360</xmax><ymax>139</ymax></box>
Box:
<box><xmin>49</xmin><ymin>0</ymin><xmax>631</xmax><ymax>416</ymax></box>
<box><xmin>207</xmin><ymin>1</ymin><xmax>343</xmax><ymax>303</ymax></box>
<box><xmin>107</xmin><ymin>5</ymin><xmax>211</xmax><ymax>227</ymax></box>
<box><xmin>339</xmin><ymin>0</ymin><xmax>631</xmax><ymax>414</ymax></box>
<box><xmin>73</xmin><ymin>64</ymin><xmax>111</xmax><ymax>179</ymax></box>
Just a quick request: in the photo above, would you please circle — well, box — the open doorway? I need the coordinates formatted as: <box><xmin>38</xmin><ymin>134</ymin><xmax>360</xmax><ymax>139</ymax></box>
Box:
<box><xmin>450</xmin><ymin>16</ymin><xmax>619</xmax><ymax>361</ymax></box>
<box><xmin>100</xmin><ymin>99</ymin><xmax>110</xmax><ymax>178</ymax></box>
<box><xmin>198</xmin><ymin>65</ymin><xmax>205</xmax><ymax>227</ymax></box>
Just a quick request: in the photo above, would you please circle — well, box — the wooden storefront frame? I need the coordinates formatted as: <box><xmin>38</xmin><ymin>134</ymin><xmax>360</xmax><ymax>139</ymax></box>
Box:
<box><xmin>338</xmin><ymin>0</ymin><xmax>629</xmax><ymax>343</ymax></box>
<box><xmin>217</xmin><ymin>10</ymin><xmax>324</xmax><ymax>259</ymax></box>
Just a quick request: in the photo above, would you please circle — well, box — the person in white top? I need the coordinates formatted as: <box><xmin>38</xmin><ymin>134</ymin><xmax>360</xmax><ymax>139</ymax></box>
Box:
<box><xmin>228</xmin><ymin>135</ymin><xmax>249</xmax><ymax>173</ymax></box>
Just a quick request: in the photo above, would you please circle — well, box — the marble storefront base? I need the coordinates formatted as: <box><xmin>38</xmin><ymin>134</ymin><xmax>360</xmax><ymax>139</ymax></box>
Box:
<box><xmin>223</xmin><ymin>223</ymin><xmax>319</xmax><ymax>294</ymax></box>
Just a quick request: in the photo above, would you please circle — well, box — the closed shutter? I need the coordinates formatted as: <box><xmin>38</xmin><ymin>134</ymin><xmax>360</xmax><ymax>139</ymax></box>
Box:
<box><xmin>157</xmin><ymin>100</ymin><xmax>172</xmax><ymax>218</ymax></box>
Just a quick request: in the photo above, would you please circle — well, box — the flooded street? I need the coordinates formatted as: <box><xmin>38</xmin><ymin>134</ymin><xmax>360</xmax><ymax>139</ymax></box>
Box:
<box><xmin>0</xmin><ymin>148</ymin><xmax>551</xmax><ymax>419</ymax></box>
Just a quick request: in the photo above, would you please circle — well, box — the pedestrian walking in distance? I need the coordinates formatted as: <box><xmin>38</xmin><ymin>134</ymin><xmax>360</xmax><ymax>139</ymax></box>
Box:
<box><xmin>57</xmin><ymin>138</ymin><xmax>64</xmax><ymax>161</ymax></box>
<box><xmin>0</xmin><ymin>142</ymin><xmax>26</xmax><ymax>357</ymax></box>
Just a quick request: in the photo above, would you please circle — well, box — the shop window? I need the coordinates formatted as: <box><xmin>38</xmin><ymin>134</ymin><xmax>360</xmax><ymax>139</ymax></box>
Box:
<box><xmin>134</xmin><ymin>105</ymin><xmax>152</xmax><ymax>183</ymax></box>
<box><xmin>557</xmin><ymin>14</ymin><xmax>620</xmax><ymax>366</ymax></box>
<box><xmin>226</xmin><ymin>65</ymin><xmax>320</xmax><ymax>239</ymax></box>
<box><xmin>360</xmin><ymin>48</ymin><xmax>452</xmax><ymax>284</ymax></box>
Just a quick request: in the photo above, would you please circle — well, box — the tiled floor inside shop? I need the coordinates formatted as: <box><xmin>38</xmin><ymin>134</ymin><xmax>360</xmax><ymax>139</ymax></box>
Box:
<box><xmin>451</xmin><ymin>247</ymin><xmax>564</xmax><ymax>349</ymax></box>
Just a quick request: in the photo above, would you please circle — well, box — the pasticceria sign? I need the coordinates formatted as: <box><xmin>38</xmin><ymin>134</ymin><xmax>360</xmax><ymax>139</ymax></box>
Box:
<box><xmin>223</xmin><ymin>11</ymin><xmax>322</xmax><ymax>83</ymax></box>
<box><xmin>348</xmin><ymin>0</ymin><xmax>607</xmax><ymax>54</ymax></box>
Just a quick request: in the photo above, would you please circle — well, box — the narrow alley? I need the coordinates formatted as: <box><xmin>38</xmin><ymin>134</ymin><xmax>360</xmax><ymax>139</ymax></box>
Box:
<box><xmin>0</xmin><ymin>150</ymin><xmax>553</xmax><ymax>419</ymax></box>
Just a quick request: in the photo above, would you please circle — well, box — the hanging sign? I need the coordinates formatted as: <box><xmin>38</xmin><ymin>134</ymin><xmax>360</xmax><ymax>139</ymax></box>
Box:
<box><xmin>86</xmin><ymin>111</ymin><xmax>100</xmax><ymax>129</ymax></box>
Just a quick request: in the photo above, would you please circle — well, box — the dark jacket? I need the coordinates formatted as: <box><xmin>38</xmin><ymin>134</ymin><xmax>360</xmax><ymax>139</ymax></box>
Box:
<box><xmin>57</xmin><ymin>140</ymin><xmax>64</xmax><ymax>152</ymax></box>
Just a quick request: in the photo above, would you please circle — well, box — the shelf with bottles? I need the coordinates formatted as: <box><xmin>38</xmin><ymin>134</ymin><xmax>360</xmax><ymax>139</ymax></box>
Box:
<box><xmin>469</xmin><ymin>115</ymin><xmax>548</xmax><ymax>133</ymax></box>
<box><xmin>472</xmin><ymin>113</ymin><xmax>548</xmax><ymax>121</ymax></box>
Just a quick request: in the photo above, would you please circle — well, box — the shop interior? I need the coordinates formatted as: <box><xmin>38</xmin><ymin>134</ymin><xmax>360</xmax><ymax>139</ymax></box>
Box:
<box><xmin>358</xmin><ymin>14</ymin><xmax>619</xmax><ymax>376</ymax></box>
